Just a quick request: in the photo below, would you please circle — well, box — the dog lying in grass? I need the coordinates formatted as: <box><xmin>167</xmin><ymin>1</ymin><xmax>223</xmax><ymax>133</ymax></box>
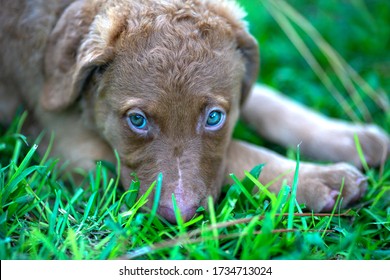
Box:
<box><xmin>0</xmin><ymin>0</ymin><xmax>389</xmax><ymax>223</ymax></box>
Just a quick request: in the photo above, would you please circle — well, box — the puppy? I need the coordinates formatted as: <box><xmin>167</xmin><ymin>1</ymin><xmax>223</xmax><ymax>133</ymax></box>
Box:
<box><xmin>0</xmin><ymin>0</ymin><xmax>389</xmax><ymax>223</ymax></box>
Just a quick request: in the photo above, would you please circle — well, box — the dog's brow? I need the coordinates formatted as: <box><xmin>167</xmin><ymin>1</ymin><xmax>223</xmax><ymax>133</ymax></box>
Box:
<box><xmin>209</xmin><ymin>95</ymin><xmax>230</xmax><ymax>109</ymax></box>
<box><xmin>118</xmin><ymin>98</ymin><xmax>147</xmax><ymax>113</ymax></box>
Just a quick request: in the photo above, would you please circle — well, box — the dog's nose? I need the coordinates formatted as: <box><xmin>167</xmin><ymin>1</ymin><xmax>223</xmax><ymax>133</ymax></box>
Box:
<box><xmin>158</xmin><ymin>205</ymin><xmax>198</xmax><ymax>224</ymax></box>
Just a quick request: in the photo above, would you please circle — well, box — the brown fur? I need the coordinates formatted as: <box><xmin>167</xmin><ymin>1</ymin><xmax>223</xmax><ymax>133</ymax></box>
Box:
<box><xmin>1</xmin><ymin>0</ymin><xmax>389</xmax><ymax>223</ymax></box>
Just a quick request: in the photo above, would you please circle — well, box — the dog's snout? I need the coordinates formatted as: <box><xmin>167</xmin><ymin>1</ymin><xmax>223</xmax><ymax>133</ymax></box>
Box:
<box><xmin>158</xmin><ymin>205</ymin><xmax>198</xmax><ymax>224</ymax></box>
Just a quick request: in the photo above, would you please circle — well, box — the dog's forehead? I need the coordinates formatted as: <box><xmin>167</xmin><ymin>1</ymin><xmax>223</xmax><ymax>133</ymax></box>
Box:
<box><xmin>98</xmin><ymin>0</ymin><xmax>247</xmax><ymax>43</ymax></box>
<box><xmin>106</xmin><ymin>31</ymin><xmax>243</xmax><ymax>105</ymax></box>
<box><xmin>98</xmin><ymin>0</ymin><xmax>246</xmax><ymax>109</ymax></box>
<box><xmin>108</xmin><ymin>48</ymin><xmax>242</xmax><ymax>108</ymax></box>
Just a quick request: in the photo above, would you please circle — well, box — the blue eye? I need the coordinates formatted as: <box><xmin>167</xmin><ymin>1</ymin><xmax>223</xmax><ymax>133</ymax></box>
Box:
<box><xmin>127</xmin><ymin>111</ymin><xmax>148</xmax><ymax>131</ymax></box>
<box><xmin>206</xmin><ymin>109</ymin><xmax>225</xmax><ymax>130</ymax></box>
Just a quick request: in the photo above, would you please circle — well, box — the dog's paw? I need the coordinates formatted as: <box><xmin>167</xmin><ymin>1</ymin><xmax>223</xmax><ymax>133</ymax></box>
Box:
<box><xmin>352</xmin><ymin>124</ymin><xmax>390</xmax><ymax>168</ymax></box>
<box><xmin>297</xmin><ymin>163</ymin><xmax>367</xmax><ymax>212</ymax></box>
<box><xmin>313</xmin><ymin>122</ymin><xmax>390</xmax><ymax>169</ymax></box>
<box><xmin>330</xmin><ymin>124</ymin><xmax>390</xmax><ymax>169</ymax></box>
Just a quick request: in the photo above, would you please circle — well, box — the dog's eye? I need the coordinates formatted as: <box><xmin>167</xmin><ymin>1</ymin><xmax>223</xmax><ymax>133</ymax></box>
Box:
<box><xmin>205</xmin><ymin>109</ymin><xmax>225</xmax><ymax>130</ymax></box>
<box><xmin>127</xmin><ymin>111</ymin><xmax>148</xmax><ymax>132</ymax></box>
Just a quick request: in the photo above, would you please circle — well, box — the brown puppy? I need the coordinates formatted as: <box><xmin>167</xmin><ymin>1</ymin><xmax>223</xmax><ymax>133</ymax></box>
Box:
<box><xmin>0</xmin><ymin>0</ymin><xmax>389</xmax><ymax>223</ymax></box>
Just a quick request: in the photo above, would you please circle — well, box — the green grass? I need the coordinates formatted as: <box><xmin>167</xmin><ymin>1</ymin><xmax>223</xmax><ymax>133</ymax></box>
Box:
<box><xmin>1</xmin><ymin>0</ymin><xmax>389</xmax><ymax>260</ymax></box>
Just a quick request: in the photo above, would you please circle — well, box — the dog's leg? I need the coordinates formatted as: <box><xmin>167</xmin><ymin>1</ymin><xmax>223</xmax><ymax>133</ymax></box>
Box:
<box><xmin>0</xmin><ymin>83</ymin><xmax>21</xmax><ymax>123</ymax></box>
<box><xmin>225</xmin><ymin>140</ymin><xmax>367</xmax><ymax>211</ymax></box>
<box><xmin>242</xmin><ymin>84</ymin><xmax>389</xmax><ymax>168</ymax></box>
<box><xmin>35</xmin><ymin>109</ymin><xmax>115</xmax><ymax>172</ymax></box>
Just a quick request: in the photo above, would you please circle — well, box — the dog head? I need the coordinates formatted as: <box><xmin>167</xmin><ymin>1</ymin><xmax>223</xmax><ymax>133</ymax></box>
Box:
<box><xmin>42</xmin><ymin>0</ymin><xmax>259</xmax><ymax>223</ymax></box>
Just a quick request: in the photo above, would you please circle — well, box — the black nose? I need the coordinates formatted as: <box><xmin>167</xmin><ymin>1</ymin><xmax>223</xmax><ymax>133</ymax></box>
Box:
<box><xmin>158</xmin><ymin>205</ymin><xmax>198</xmax><ymax>224</ymax></box>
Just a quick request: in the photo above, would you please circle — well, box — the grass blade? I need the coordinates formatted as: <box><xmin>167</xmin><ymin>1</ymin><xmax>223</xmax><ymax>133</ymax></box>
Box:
<box><xmin>287</xmin><ymin>144</ymin><xmax>300</xmax><ymax>239</ymax></box>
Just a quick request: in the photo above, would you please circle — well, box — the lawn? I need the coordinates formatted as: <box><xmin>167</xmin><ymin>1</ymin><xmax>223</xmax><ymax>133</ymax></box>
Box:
<box><xmin>1</xmin><ymin>0</ymin><xmax>389</xmax><ymax>260</ymax></box>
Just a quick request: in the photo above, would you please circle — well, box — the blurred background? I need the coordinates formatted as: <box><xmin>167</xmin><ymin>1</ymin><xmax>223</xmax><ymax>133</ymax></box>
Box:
<box><xmin>233</xmin><ymin>0</ymin><xmax>390</xmax><ymax>149</ymax></box>
<box><xmin>237</xmin><ymin>0</ymin><xmax>389</xmax><ymax>119</ymax></box>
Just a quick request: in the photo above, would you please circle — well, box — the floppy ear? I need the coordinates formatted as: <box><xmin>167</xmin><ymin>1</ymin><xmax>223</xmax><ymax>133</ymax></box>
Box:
<box><xmin>42</xmin><ymin>1</ymin><xmax>112</xmax><ymax>111</ymax></box>
<box><xmin>236</xmin><ymin>30</ymin><xmax>260</xmax><ymax>105</ymax></box>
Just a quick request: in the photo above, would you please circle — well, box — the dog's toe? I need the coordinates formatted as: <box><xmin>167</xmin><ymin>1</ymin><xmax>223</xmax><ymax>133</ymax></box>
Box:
<box><xmin>297</xmin><ymin>163</ymin><xmax>367</xmax><ymax>212</ymax></box>
<box><xmin>321</xmin><ymin>190</ymin><xmax>340</xmax><ymax>212</ymax></box>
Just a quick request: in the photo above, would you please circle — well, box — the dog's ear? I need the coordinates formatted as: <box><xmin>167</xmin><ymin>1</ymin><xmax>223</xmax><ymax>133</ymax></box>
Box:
<box><xmin>236</xmin><ymin>30</ymin><xmax>260</xmax><ymax>105</ymax></box>
<box><xmin>41</xmin><ymin>1</ymin><xmax>112</xmax><ymax>111</ymax></box>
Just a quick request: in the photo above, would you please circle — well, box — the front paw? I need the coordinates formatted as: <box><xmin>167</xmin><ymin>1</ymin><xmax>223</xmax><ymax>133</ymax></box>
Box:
<box><xmin>297</xmin><ymin>163</ymin><xmax>367</xmax><ymax>212</ymax></box>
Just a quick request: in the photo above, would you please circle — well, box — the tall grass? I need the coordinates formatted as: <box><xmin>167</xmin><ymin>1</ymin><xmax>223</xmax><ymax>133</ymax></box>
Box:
<box><xmin>262</xmin><ymin>0</ymin><xmax>388</xmax><ymax>122</ymax></box>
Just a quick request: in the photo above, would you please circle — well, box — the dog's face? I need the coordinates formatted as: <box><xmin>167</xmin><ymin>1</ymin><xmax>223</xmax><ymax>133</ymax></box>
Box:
<box><xmin>42</xmin><ymin>0</ymin><xmax>259</xmax><ymax>222</ymax></box>
<box><xmin>94</xmin><ymin>30</ymin><xmax>244</xmax><ymax>222</ymax></box>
